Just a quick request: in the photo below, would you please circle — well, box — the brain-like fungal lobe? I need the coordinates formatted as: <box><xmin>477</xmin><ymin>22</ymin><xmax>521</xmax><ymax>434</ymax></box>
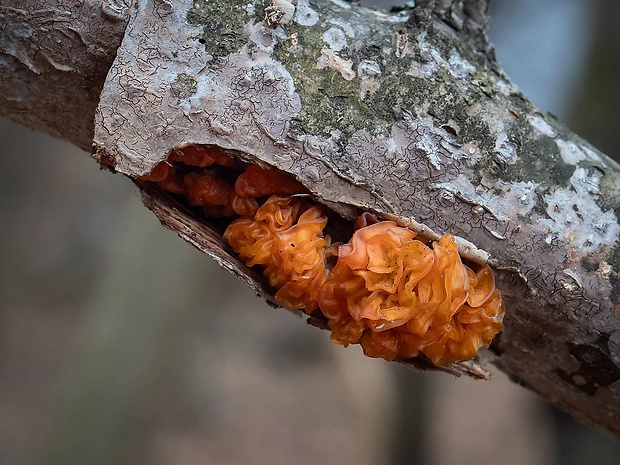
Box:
<box><xmin>319</xmin><ymin>224</ymin><xmax>503</xmax><ymax>364</ymax></box>
<box><xmin>138</xmin><ymin>145</ymin><xmax>505</xmax><ymax>366</ymax></box>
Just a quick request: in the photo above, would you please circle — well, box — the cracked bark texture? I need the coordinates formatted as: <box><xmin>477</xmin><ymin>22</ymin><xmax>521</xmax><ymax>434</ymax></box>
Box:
<box><xmin>0</xmin><ymin>0</ymin><xmax>129</xmax><ymax>150</ymax></box>
<box><xmin>2</xmin><ymin>0</ymin><xmax>620</xmax><ymax>441</ymax></box>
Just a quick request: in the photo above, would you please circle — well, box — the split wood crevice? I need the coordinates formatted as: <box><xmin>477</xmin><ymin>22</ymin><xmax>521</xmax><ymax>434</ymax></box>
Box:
<box><xmin>126</xmin><ymin>144</ymin><xmax>505</xmax><ymax>377</ymax></box>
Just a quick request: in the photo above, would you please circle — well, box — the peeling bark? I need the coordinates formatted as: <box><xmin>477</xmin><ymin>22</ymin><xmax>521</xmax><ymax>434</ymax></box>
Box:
<box><xmin>2</xmin><ymin>0</ymin><xmax>620</xmax><ymax>441</ymax></box>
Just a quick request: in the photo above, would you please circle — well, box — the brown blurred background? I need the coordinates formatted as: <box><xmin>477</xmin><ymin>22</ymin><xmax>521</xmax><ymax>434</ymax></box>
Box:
<box><xmin>1</xmin><ymin>0</ymin><xmax>619</xmax><ymax>464</ymax></box>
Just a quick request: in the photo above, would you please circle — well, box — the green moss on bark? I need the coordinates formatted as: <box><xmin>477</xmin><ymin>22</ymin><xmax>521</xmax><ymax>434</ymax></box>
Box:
<box><xmin>272</xmin><ymin>2</ymin><xmax>499</xmax><ymax>152</ymax></box>
<box><xmin>188</xmin><ymin>0</ymin><xmax>258</xmax><ymax>58</ymax></box>
<box><xmin>171</xmin><ymin>73</ymin><xmax>197</xmax><ymax>99</ymax></box>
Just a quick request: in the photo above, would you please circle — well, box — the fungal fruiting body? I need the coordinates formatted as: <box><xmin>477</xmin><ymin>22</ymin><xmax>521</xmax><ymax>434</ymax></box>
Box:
<box><xmin>224</xmin><ymin>196</ymin><xmax>330</xmax><ymax>313</ymax></box>
<box><xmin>318</xmin><ymin>225</ymin><xmax>503</xmax><ymax>364</ymax></box>
<box><xmin>139</xmin><ymin>145</ymin><xmax>505</xmax><ymax>366</ymax></box>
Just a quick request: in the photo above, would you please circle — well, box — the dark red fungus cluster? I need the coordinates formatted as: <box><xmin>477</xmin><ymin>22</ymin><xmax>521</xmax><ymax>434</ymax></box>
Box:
<box><xmin>140</xmin><ymin>145</ymin><xmax>505</xmax><ymax>366</ymax></box>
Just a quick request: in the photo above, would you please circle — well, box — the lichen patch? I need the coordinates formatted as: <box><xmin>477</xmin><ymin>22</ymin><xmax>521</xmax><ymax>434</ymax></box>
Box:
<box><xmin>571</xmin><ymin>167</ymin><xmax>602</xmax><ymax>196</ymax></box>
<box><xmin>327</xmin><ymin>18</ymin><xmax>355</xmax><ymax>38</ymax></box>
<box><xmin>492</xmin><ymin>76</ymin><xmax>518</xmax><ymax>96</ymax></box>
<box><xmin>447</xmin><ymin>50</ymin><xmax>475</xmax><ymax>79</ymax></box>
<box><xmin>473</xmin><ymin>100</ymin><xmax>510</xmax><ymax>137</ymax></box>
<box><xmin>557</xmin><ymin>139</ymin><xmax>586</xmax><ymax>165</ymax></box>
<box><xmin>322</xmin><ymin>27</ymin><xmax>348</xmax><ymax>51</ymax></box>
<box><xmin>540</xmin><ymin>181</ymin><xmax>619</xmax><ymax>254</ymax></box>
<box><xmin>294</xmin><ymin>0</ymin><xmax>319</xmax><ymax>26</ymax></box>
<box><xmin>494</xmin><ymin>133</ymin><xmax>518</xmax><ymax>165</ymax></box>
<box><xmin>528</xmin><ymin>114</ymin><xmax>556</xmax><ymax>138</ymax></box>
<box><xmin>583</xmin><ymin>145</ymin><xmax>605</xmax><ymax>165</ymax></box>
<box><xmin>267</xmin><ymin>0</ymin><xmax>295</xmax><ymax>27</ymax></box>
<box><xmin>171</xmin><ymin>73</ymin><xmax>198</xmax><ymax>99</ymax></box>
<box><xmin>406</xmin><ymin>36</ymin><xmax>440</xmax><ymax>79</ymax></box>
<box><xmin>316</xmin><ymin>48</ymin><xmax>356</xmax><ymax>81</ymax></box>
<box><xmin>358</xmin><ymin>60</ymin><xmax>381</xmax><ymax>99</ymax></box>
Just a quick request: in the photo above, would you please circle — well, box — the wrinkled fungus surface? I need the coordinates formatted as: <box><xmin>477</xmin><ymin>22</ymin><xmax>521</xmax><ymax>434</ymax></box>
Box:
<box><xmin>139</xmin><ymin>145</ymin><xmax>505</xmax><ymax>366</ymax></box>
<box><xmin>225</xmin><ymin>196</ymin><xmax>331</xmax><ymax>312</ymax></box>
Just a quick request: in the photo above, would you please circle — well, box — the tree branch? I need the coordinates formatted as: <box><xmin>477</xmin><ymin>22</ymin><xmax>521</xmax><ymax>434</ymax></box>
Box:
<box><xmin>0</xmin><ymin>0</ymin><xmax>128</xmax><ymax>150</ymax></box>
<box><xmin>2</xmin><ymin>0</ymin><xmax>620</xmax><ymax>441</ymax></box>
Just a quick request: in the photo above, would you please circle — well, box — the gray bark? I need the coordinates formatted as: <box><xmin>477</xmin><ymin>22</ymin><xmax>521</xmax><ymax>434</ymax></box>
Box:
<box><xmin>2</xmin><ymin>0</ymin><xmax>620</xmax><ymax>441</ymax></box>
<box><xmin>0</xmin><ymin>0</ymin><xmax>128</xmax><ymax>150</ymax></box>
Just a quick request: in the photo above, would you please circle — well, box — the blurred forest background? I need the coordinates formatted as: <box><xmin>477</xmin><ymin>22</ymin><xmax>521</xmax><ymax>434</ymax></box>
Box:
<box><xmin>1</xmin><ymin>0</ymin><xmax>620</xmax><ymax>464</ymax></box>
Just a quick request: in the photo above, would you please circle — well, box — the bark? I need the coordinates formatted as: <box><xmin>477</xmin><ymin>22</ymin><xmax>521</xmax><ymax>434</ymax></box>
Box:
<box><xmin>0</xmin><ymin>0</ymin><xmax>128</xmax><ymax>150</ymax></box>
<box><xmin>2</xmin><ymin>0</ymin><xmax>620</xmax><ymax>441</ymax></box>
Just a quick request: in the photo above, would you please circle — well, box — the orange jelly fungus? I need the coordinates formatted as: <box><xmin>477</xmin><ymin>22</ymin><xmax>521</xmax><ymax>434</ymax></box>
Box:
<box><xmin>140</xmin><ymin>145</ymin><xmax>505</xmax><ymax>366</ymax></box>
<box><xmin>224</xmin><ymin>196</ymin><xmax>330</xmax><ymax>312</ymax></box>
<box><xmin>318</xmin><ymin>224</ymin><xmax>504</xmax><ymax>365</ymax></box>
<box><xmin>169</xmin><ymin>145</ymin><xmax>235</xmax><ymax>167</ymax></box>
<box><xmin>235</xmin><ymin>164</ymin><xmax>307</xmax><ymax>198</ymax></box>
